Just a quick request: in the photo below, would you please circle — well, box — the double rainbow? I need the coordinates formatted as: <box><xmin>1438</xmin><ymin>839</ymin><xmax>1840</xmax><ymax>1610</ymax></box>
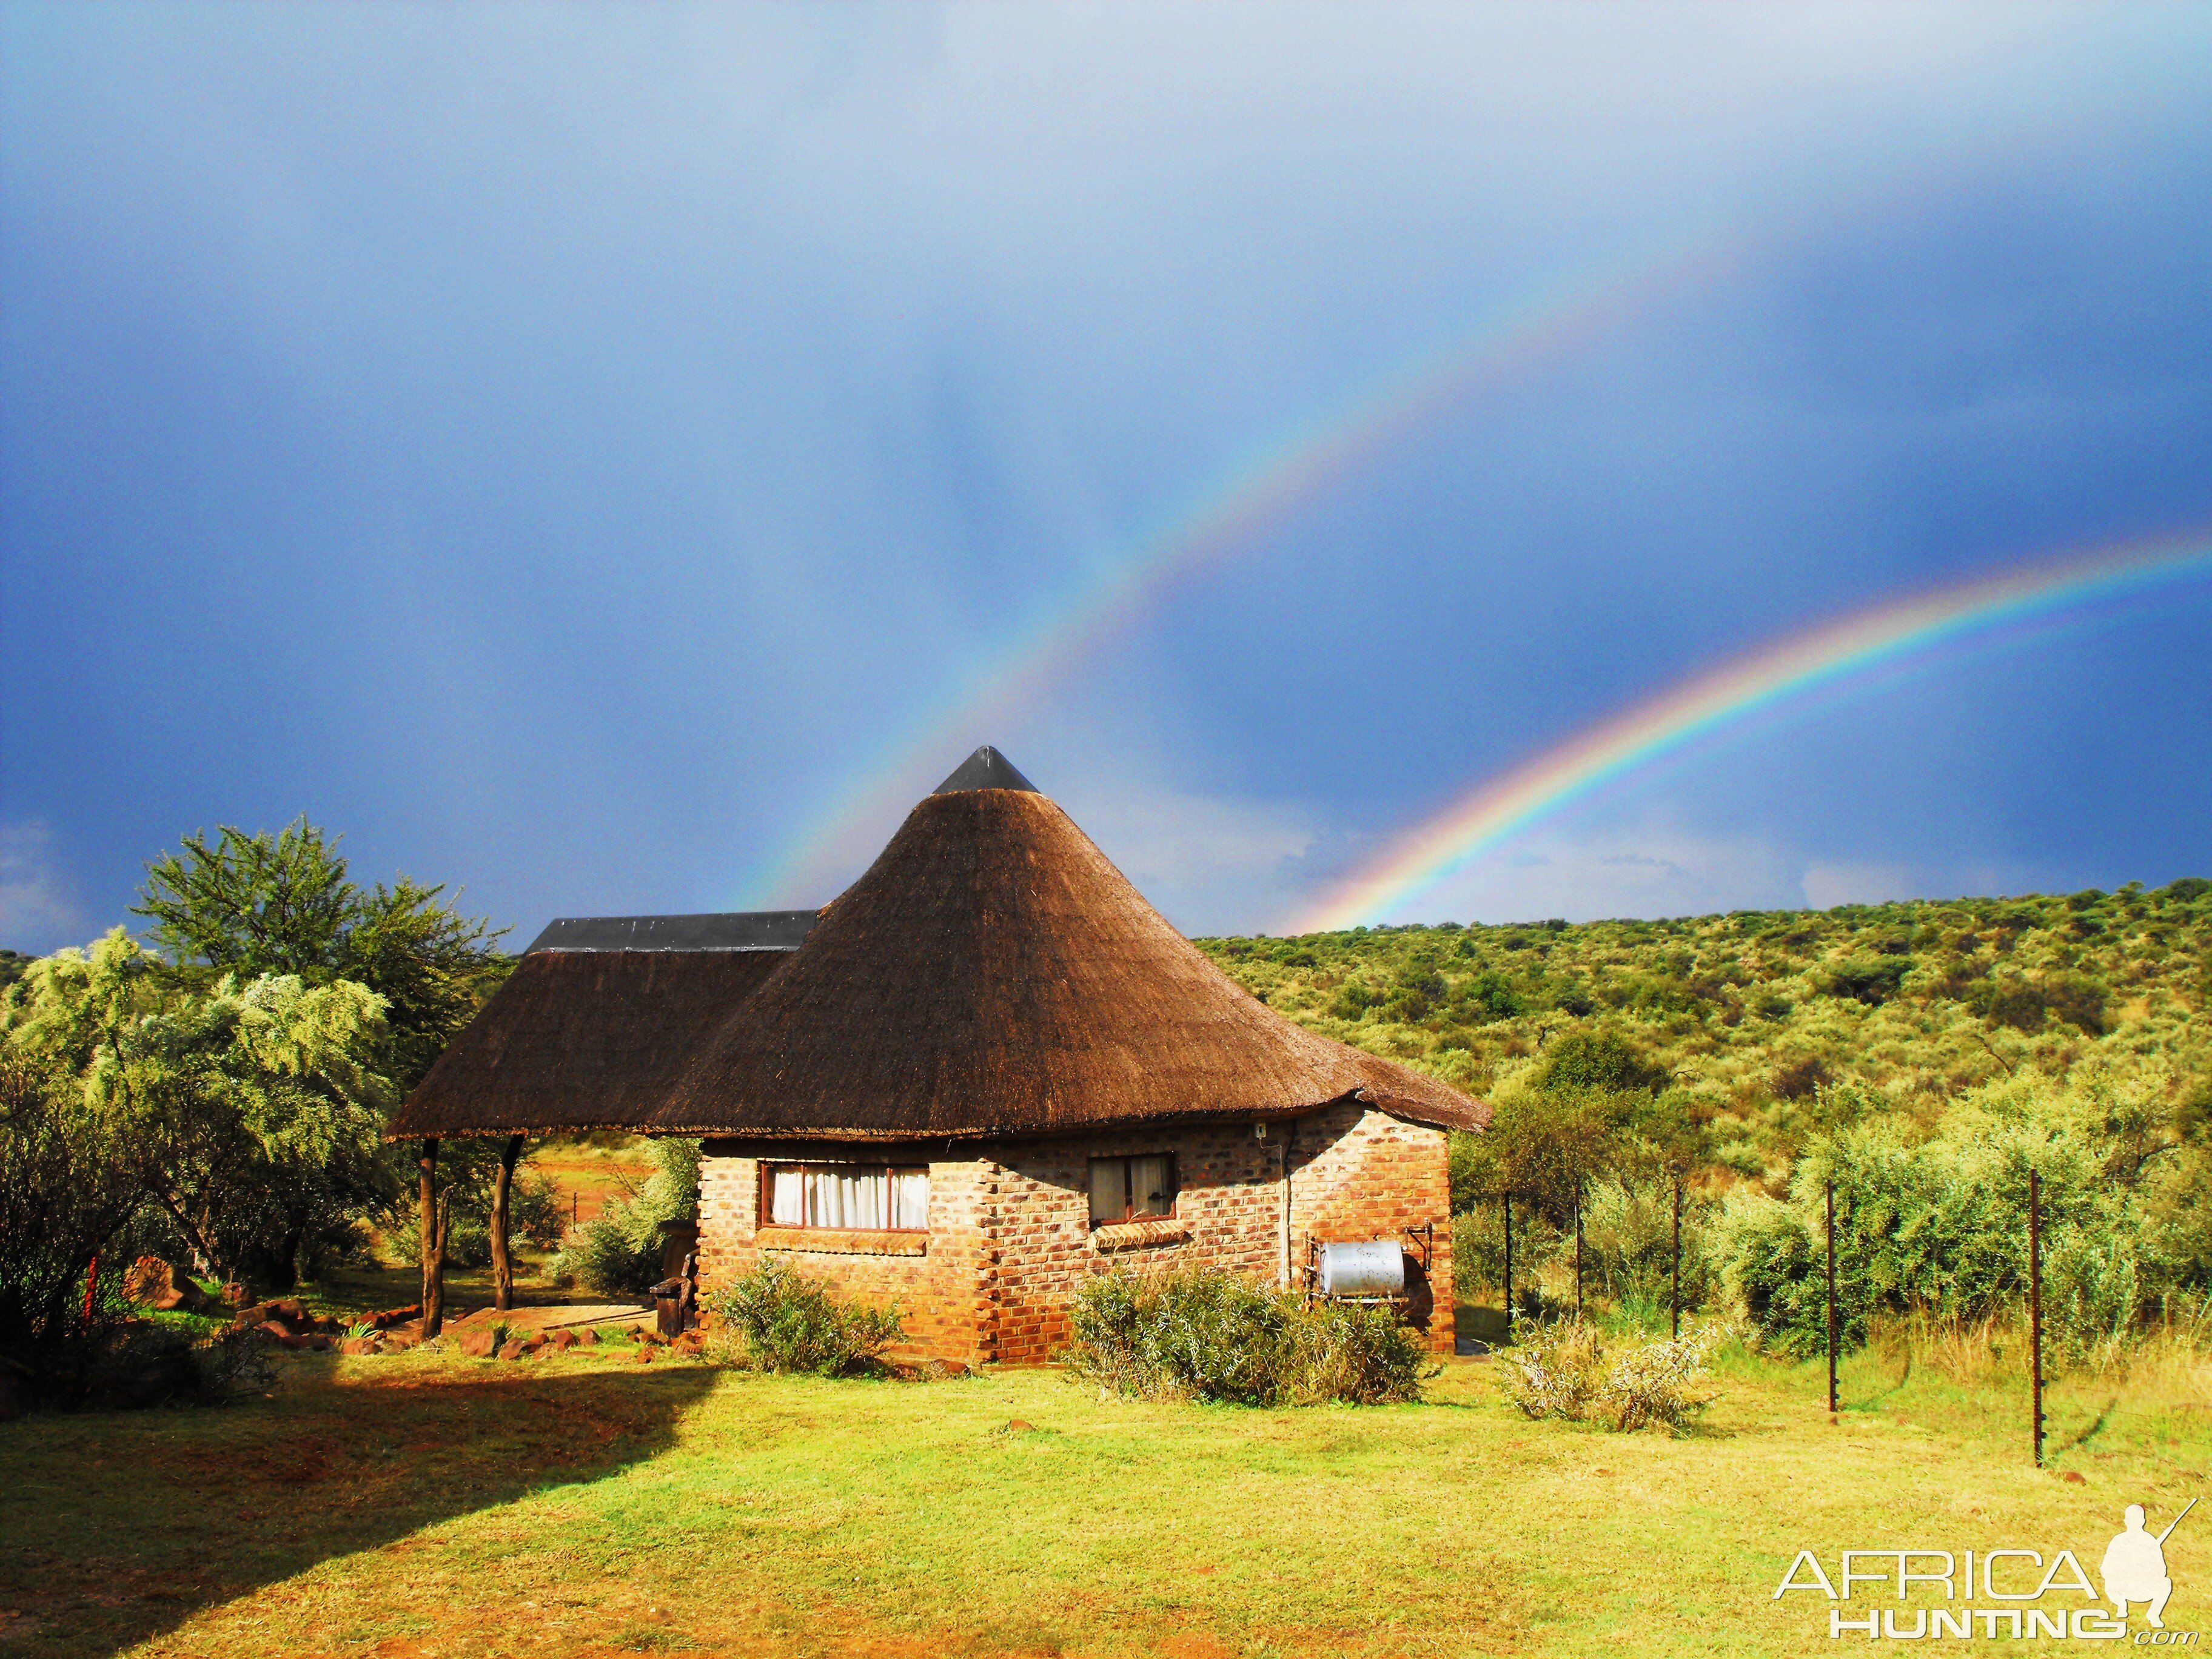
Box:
<box><xmin>741</xmin><ymin>235</ymin><xmax>1737</xmax><ymax>905</ymax></box>
<box><xmin>1290</xmin><ymin>530</ymin><xmax>2212</xmax><ymax>933</ymax></box>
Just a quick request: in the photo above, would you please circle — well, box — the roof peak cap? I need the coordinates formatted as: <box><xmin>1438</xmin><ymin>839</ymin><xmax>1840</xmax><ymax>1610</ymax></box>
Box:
<box><xmin>932</xmin><ymin>746</ymin><xmax>1039</xmax><ymax>795</ymax></box>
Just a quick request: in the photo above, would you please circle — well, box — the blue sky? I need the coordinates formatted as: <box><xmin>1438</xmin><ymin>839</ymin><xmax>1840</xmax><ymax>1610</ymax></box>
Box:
<box><xmin>4</xmin><ymin>2</ymin><xmax>2209</xmax><ymax>949</ymax></box>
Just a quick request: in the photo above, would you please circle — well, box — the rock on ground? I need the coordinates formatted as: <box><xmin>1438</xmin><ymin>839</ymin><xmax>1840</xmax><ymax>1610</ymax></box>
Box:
<box><xmin>122</xmin><ymin>1257</ymin><xmax>217</xmax><ymax>1315</ymax></box>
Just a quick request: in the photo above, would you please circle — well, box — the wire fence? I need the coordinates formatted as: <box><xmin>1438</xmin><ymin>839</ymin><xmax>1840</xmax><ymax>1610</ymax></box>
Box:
<box><xmin>1461</xmin><ymin>1170</ymin><xmax>2178</xmax><ymax>1464</ymax></box>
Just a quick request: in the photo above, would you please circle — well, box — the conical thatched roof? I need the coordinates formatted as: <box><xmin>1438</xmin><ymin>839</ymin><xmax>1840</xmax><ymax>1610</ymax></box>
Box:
<box><xmin>642</xmin><ymin>774</ymin><xmax>1487</xmax><ymax>1139</ymax></box>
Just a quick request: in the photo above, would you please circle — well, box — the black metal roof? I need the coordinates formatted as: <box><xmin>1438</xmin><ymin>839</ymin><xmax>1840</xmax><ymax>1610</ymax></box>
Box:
<box><xmin>933</xmin><ymin>745</ymin><xmax>1039</xmax><ymax>794</ymax></box>
<box><xmin>524</xmin><ymin>911</ymin><xmax>819</xmax><ymax>954</ymax></box>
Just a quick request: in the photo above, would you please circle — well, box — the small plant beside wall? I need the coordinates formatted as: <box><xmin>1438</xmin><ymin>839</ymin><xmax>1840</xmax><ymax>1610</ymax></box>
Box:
<box><xmin>700</xmin><ymin>1258</ymin><xmax>902</xmax><ymax>1377</ymax></box>
<box><xmin>1061</xmin><ymin>1265</ymin><xmax>1432</xmax><ymax>1406</ymax></box>
<box><xmin>1498</xmin><ymin>1316</ymin><xmax>1719</xmax><ymax>1434</ymax></box>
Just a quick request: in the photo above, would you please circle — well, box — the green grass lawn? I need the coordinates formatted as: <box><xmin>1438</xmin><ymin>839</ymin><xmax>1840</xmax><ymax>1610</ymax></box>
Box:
<box><xmin>4</xmin><ymin>1327</ymin><xmax>2206</xmax><ymax>1658</ymax></box>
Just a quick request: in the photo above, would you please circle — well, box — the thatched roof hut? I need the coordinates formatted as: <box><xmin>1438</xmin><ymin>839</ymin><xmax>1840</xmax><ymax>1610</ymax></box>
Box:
<box><xmin>391</xmin><ymin>748</ymin><xmax>1486</xmax><ymax>1142</ymax></box>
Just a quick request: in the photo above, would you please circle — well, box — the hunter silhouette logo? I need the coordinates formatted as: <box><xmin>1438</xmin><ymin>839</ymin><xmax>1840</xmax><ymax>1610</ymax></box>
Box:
<box><xmin>1774</xmin><ymin>1496</ymin><xmax>2199</xmax><ymax>1641</ymax></box>
<box><xmin>2105</xmin><ymin>1500</ymin><xmax>2193</xmax><ymax>1631</ymax></box>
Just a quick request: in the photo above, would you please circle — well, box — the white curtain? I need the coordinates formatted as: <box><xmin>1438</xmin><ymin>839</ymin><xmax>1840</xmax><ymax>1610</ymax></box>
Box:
<box><xmin>769</xmin><ymin>1165</ymin><xmax>805</xmax><ymax>1226</ymax></box>
<box><xmin>768</xmin><ymin>1165</ymin><xmax>930</xmax><ymax>1230</ymax></box>
<box><xmin>890</xmin><ymin>1168</ymin><xmax>930</xmax><ymax>1230</ymax></box>
<box><xmin>805</xmin><ymin>1166</ymin><xmax>882</xmax><ymax>1229</ymax></box>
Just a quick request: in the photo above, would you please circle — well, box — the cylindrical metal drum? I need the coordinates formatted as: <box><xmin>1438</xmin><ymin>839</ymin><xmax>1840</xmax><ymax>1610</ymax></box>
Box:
<box><xmin>1317</xmin><ymin>1240</ymin><xmax>1406</xmax><ymax>1297</ymax></box>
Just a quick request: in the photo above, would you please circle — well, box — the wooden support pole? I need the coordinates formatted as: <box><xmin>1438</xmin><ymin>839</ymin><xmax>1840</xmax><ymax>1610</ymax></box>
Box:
<box><xmin>1671</xmin><ymin>1178</ymin><xmax>1683</xmax><ymax>1341</ymax></box>
<box><xmin>428</xmin><ymin>1190</ymin><xmax>451</xmax><ymax>1336</ymax></box>
<box><xmin>1826</xmin><ymin>1179</ymin><xmax>1839</xmax><ymax>1416</ymax></box>
<box><xmin>419</xmin><ymin>1138</ymin><xmax>444</xmax><ymax>1338</ymax></box>
<box><xmin>491</xmin><ymin>1133</ymin><xmax>525</xmax><ymax>1312</ymax></box>
<box><xmin>2030</xmin><ymin>1169</ymin><xmax>2045</xmax><ymax>1468</ymax></box>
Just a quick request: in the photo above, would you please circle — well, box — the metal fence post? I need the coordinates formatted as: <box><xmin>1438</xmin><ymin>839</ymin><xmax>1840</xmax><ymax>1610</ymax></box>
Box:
<box><xmin>2030</xmin><ymin>1169</ymin><xmax>2045</xmax><ymax>1468</ymax></box>
<box><xmin>1825</xmin><ymin>1179</ymin><xmax>1838</xmax><ymax>1416</ymax></box>
<box><xmin>1671</xmin><ymin>1178</ymin><xmax>1683</xmax><ymax>1340</ymax></box>
<box><xmin>1575</xmin><ymin>1183</ymin><xmax>1585</xmax><ymax>1317</ymax></box>
<box><xmin>1503</xmin><ymin>1189</ymin><xmax>1513</xmax><ymax>1332</ymax></box>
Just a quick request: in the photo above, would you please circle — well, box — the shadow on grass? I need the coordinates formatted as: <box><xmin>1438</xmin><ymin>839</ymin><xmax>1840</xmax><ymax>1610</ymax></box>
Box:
<box><xmin>1455</xmin><ymin>1303</ymin><xmax>1512</xmax><ymax>1346</ymax></box>
<box><xmin>0</xmin><ymin>1355</ymin><xmax>718</xmax><ymax>1658</ymax></box>
<box><xmin>2064</xmin><ymin>1394</ymin><xmax>2122</xmax><ymax>1455</ymax></box>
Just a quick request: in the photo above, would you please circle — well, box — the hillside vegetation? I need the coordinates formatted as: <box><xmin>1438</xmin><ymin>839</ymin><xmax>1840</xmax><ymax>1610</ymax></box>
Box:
<box><xmin>1199</xmin><ymin>878</ymin><xmax>2209</xmax><ymax>1168</ymax></box>
<box><xmin>1196</xmin><ymin>879</ymin><xmax>2212</xmax><ymax>1349</ymax></box>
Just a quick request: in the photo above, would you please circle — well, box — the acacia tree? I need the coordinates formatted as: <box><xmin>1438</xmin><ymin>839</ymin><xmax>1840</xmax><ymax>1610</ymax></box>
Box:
<box><xmin>134</xmin><ymin>817</ymin><xmax>509</xmax><ymax>1090</ymax></box>
<box><xmin>0</xmin><ymin>1054</ymin><xmax>149</xmax><ymax>1351</ymax></box>
<box><xmin>1449</xmin><ymin>1030</ymin><xmax>1681</xmax><ymax>1222</ymax></box>
<box><xmin>2</xmin><ymin>931</ymin><xmax>395</xmax><ymax>1289</ymax></box>
<box><xmin>2</xmin><ymin>821</ymin><xmax>511</xmax><ymax>1305</ymax></box>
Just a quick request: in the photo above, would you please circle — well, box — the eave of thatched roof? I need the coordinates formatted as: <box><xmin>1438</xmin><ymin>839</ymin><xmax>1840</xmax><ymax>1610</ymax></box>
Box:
<box><xmin>643</xmin><ymin>786</ymin><xmax>1489</xmax><ymax>1140</ymax></box>
<box><xmin>386</xmin><ymin>945</ymin><xmax>798</xmax><ymax>1140</ymax></box>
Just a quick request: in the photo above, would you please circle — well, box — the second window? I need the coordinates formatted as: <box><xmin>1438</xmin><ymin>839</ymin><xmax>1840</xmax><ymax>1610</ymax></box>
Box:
<box><xmin>1088</xmin><ymin>1153</ymin><xmax>1176</xmax><ymax>1227</ymax></box>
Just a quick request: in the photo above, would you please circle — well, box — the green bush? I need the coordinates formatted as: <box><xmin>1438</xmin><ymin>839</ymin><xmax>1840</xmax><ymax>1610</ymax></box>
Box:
<box><xmin>1456</xmin><ymin>970</ymin><xmax>1526</xmax><ymax>1022</ymax></box>
<box><xmin>554</xmin><ymin>1138</ymin><xmax>700</xmax><ymax>1296</ymax></box>
<box><xmin>509</xmin><ymin>1170</ymin><xmax>568</xmax><ymax>1250</ymax></box>
<box><xmin>1450</xmin><ymin>1178</ymin><xmax>1714</xmax><ymax>1328</ymax></box>
<box><xmin>22</xmin><ymin>1319</ymin><xmax>274</xmax><ymax>1412</ymax></box>
<box><xmin>702</xmin><ymin>1257</ymin><xmax>901</xmax><ymax>1376</ymax></box>
<box><xmin>1498</xmin><ymin>1315</ymin><xmax>1717</xmax><ymax>1434</ymax></box>
<box><xmin>1329</xmin><ymin>982</ymin><xmax>1377</xmax><ymax>1021</ymax></box>
<box><xmin>0</xmin><ymin>1054</ymin><xmax>149</xmax><ymax>1356</ymax></box>
<box><xmin>1061</xmin><ymin>1265</ymin><xmax>1430</xmax><ymax>1406</ymax></box>
<box><xmin>1532</xmin><ymin>1030</ymin><xmax>1668</xmax><ymax>1095</ymax></box>
<box><xmin>1712</xmin><ymin>1116</ymin><xmax>2139</xmax><ymax>1359</ymax></box>
<box><xmin>1450</xmin><ymin>1202</ymin><xmax>1566</xmax><ymax>1315</ymax></box>
<box><xmin>2042</xmin><ymin>973</ymin><xmax>2110</xmax><ymax>1035</ymax></box>
<box><xmin>443</xmin><ymin>1216</ymin><xmax>493</xmax><ymax>1270</ymax></box>
<box><xmin>1579</xmin><ymin>1178</ymin><xmax>1715</xmax><ymax>1321</ymax></box>
<box><xmin>192</xmin><ymin>1325</ymin><xmax>278</xmax><ymax>1403</ymax></box>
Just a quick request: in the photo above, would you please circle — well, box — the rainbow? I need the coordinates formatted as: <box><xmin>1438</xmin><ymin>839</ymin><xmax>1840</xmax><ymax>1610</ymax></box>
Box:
<box><xmin>741</xmin><ymin>234</ymin><xmax>1741</xmax><ymax>905</ymax></box>
<box><xmin>1289</xmin><ymin>529</ymin><xmax>2212</xmax><ymax>933</ymax></box>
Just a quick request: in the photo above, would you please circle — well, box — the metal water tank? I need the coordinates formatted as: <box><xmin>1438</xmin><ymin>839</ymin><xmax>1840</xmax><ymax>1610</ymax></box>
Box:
<box><xmin>1317</xmin><ymin>1240</ymin><xmax>1406</xmax><ymax>1297</ymax></box>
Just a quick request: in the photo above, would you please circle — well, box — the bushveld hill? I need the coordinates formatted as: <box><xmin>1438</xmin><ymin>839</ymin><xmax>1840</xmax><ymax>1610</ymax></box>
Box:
<box><xmin>1196</xmin><ymin>877</ymin><xmax>2211</xmax><ymax>1187</ymax></box>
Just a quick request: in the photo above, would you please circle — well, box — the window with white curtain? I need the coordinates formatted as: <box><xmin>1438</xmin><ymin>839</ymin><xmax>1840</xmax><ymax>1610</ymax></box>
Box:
<box><xmin>763</xmin><ymin>1164</ymin><xmax>929</xmax><ymax>1231</ymax></box>
<box><xmin>1088</xmin><ymin>1154</ymin><xmax>1176</xmax><ymax>1227</ymax></box>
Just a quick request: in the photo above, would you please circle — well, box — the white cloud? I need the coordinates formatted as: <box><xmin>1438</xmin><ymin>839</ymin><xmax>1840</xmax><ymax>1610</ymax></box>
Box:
<box><xmin>1800</xmin><ymin>860</ymin><xmax>1914</xmax><ymax>910</ymax></box>
<box><xmin>1319</xmin><ymin>805</ymin><xmax>2071</xmax><ymax>930</ymax></box>
<box><xmin>1056</xmin><ymin>780</ymin><xmax>1320</xmax><ymax>938</ymax></box>
<box><xmin>1399</xmin><ymin>821</ymin><xmax>1807</xmax><ymax>925</ymax></box>
<box><xmin>0</xmin><ymin>822</ymin><xmax>85</xmax><ymax>954</ymax></box>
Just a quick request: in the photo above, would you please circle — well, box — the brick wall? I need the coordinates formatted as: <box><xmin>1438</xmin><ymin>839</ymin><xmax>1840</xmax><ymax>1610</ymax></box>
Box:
<box><xmin>694</xmin><ymin>1105</ymin><xmax>1453</xmax><ymax>1366</ymax></box>
<box><xmin>697</xmin><ymin>1139</ymin><xmax>996</xmax><ymax>1366</ymax></box>
<box><xmin>981</xmin><ymin>1121</ymin><xmax>1287</xmax><ymax>1365</ymax></box>
<box><xmin>1286</xmin><ymin>1105</ymin><xmax>1454</xmax><ymax>1355</ymax></box>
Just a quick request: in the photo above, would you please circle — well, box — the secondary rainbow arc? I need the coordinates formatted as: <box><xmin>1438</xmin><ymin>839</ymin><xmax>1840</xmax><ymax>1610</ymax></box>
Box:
<box><xmin>1289</xmin><ymin>531</ymin><xmax>2212</xmax><ymax>934</ymax></box>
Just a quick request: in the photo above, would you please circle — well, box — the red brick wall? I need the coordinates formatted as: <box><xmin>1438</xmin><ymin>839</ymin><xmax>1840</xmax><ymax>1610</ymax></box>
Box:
<box><xmin>980</xmin><ymin>1121</ymin><xmax>1288</xmax><ymax>1364</ymax></box>
<box><xmin>694</xmin><ymin>1106</ymin><xmax>1453</xmax><ymax>1366</ymax></box>
<box><xmin>697</xmin><ymin>1140</ymin><xmax>997</xmax><ymax>1365</ymax></box>
<box><xmin>1287</xmin><ymin>1105</ymin><xmax>1455</xmax><ymax>1355</ymax></box>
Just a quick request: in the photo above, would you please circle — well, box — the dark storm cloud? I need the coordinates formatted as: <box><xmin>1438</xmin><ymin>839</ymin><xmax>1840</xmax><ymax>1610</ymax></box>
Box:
<box><xmin>2</xmin><ymin>3</ymin><xmax>2207</xmax><ymax>944</ymax></box>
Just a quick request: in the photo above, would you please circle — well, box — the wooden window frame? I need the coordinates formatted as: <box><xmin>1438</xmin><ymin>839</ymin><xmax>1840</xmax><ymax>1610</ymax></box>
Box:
<box><xmin>1087</xmin><ymin>1152</ymin><xmax>1179</xmax><ymax>1228</ymax></box>
<box><xmin>757</xmin><ymin>1161</ymin><xmax>931</xmax><ymax>1234</ymax></box>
